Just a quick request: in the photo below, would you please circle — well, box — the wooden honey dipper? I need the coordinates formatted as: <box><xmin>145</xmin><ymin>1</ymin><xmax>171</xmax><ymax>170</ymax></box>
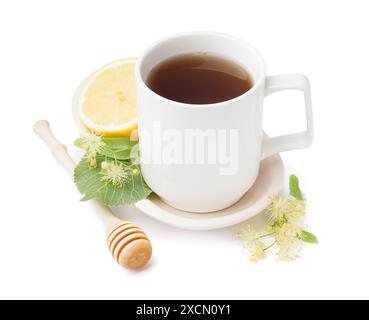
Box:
<box><xmin>33</xmin><ymin>120</ymin><xmax>152</xmax><ymax>270</ymax></box>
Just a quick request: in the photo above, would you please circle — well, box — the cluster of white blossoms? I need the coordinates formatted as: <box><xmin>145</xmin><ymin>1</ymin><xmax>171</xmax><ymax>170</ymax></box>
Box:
<box><xmin>75</xmin><ymin>134</ymin><xmax>105</xmax><ymax>168</ymax></box>
<box><xmin>237</xmin><ymin>225</ymin><xmax>266</xmax><ymax>263</ymax></box>
<box><xmin>100</xmin><ymin>161</ymin><xmax>129</xmax><ymax>187</ymax></box>
<box><xmin>237</xmin><ymin>175</ymin><xmax>317</xmax><ymax>263</ymax></box>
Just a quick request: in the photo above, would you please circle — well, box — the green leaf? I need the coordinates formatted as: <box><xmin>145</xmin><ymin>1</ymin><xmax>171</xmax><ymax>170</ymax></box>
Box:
<box><xmin>99</xmin><ymin>137</ymin><xmax>138</xmax><ymax>160</ymax></box>
<box><xmin>74</xmin><ymin>155</ymin><xmax>151</xmax><ymax>206</ymax></box>
<box><xmin>298</xmin><ymin>230</ymin><xmax>318</xmax><ymax>244</ymax></box>
<box><xmin>102</xmin><ymin>137</ymin><xmax>137</xmax><ymax>150</ymax></box>
<box><xmin>289</xmin><ymin>175</ymin><xmax>303</xmax><ymax>200</ymax></box>
<box><xmin>99</xmin><ymin>147</ymin><xmax>134</xmax><ymax>160</ymax></box>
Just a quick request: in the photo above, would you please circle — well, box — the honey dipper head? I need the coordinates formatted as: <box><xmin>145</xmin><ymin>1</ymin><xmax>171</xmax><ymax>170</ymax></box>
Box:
<box><xmin>107</xmin><ymin>222</ymin><xmax>152</xmax><ymax>270</ymax></box>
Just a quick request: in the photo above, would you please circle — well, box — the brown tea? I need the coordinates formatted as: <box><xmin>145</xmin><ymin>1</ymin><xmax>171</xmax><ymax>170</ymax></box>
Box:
<box><xmin>146</xmin><ymin>53</ymin><xmax>253</xmax><ymax>104</ymax></box>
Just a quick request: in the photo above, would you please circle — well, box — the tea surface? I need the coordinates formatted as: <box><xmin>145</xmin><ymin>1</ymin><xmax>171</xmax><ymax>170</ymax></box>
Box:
<box><xmin>146</xmin><ymin>54</ymin><xmax>253</xmax><ymax>104</ymax></box>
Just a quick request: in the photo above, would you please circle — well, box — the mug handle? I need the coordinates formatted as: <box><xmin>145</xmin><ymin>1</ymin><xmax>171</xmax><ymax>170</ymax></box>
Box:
<box><xmin>261</xmin><ymin>74</ymin><xmax>313</xmax><ymax>160</ymax></box>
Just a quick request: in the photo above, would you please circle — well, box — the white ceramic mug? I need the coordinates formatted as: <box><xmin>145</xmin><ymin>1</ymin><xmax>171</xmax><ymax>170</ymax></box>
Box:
<box><xmin>136</xmin><ymin>32</ymin><xmax>313</xmax><ymax>212</ymax></box>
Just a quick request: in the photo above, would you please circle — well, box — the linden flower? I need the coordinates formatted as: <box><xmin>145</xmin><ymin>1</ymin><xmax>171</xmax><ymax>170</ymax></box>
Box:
<box><xmin>266</xmin><ymin>195</ymin><xmax>289</xmax><ymax>223</ymax></box>
<box><xmin>87</xmin><ymin>153</ymin><xmax>97</xmax><ymax>168</ymax></box>
<box><xmin>236</xmin><ymin>176</ymin><xmax>317</xmax><ymax>263</ymax></box>
<box><xmin>75</xmin><ymin>134</ymin><xmax>105</xmax><ymax>168</ymax></box>
<box><xmin>77</xmin><ymin>134</ymin><xmax>105</xmax><ymax>154</ymax></box>
<box><xmin>100</xmin><ymin>161</ymin><xmax>128</xmax><ymax>187</ymax></box>
<box><xmin>237</xmin><ymin>225</ymin><xmax>266</xmax><ymax>263</ymax></box>
<box><xmin>267</xmin><ymin>195</ymin><xmax>306</xmax><ymax>224</ymax></box>
<box><xmin>286</xmin><ymin>197</ymin><xmax>306</xmax><ymax>221</ymax></box>
<box><xmin>275</xmin><ymin>223</ymin><xmax>302</xmax><ymax>261</ymax></box>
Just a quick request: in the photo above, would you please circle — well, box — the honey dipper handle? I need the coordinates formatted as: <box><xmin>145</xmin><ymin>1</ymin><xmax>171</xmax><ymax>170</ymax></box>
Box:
<box><xmin>33</xmin><ymin>120</ymin><xmax>122</xmax><ymax>228</ymax></box>
<box><xmin>33</xmin><ymin>120</ymin><xmax>75</xmax><ymax>176</ymax></box>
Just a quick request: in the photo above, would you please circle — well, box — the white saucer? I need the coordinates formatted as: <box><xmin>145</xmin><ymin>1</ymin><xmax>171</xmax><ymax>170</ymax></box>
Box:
<box><xmin>72</xmin><ymin>76</ymin><xmax>285</xmax><ymax>230</ymax></box>
<box><xmin>133</xmin><ymin>154</ymin><xmax>284</xmax><ymax>230</ymax></box>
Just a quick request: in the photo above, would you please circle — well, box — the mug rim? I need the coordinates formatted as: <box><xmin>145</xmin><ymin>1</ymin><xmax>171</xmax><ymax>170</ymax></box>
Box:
<box><xmin>136</xmin><ymin>31</ymin><xmax>267</xmax><ymax>109</ymax></box>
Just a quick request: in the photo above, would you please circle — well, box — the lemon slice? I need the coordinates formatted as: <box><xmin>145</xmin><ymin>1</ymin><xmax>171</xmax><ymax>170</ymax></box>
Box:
<box><xmin>78</xmin><ymin>58</ymin><xmax>137</xmax><ymax>137</ymax></box>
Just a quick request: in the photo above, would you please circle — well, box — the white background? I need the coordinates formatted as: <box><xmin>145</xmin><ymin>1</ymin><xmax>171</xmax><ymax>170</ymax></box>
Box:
<box><xmin>1</xmin><ymin>0</ymin><xmax>368</xmax><ymax>300</ymax></box>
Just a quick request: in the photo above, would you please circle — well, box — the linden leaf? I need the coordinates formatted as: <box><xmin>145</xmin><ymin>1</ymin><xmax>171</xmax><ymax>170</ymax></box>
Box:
<box><xmin>298</xmin><ymin>230</ymin><xmax>318</xmax><ymax>244</ymax></box>
<box><xmin>289</xmin><ymin>175</ymin><xmax>303</xmax><ymax>200</ymax></box>
<box><xmin>99</xmin><ymin>137</ymin><xmax>138</xmax><ymax>160</ymax></box>
<box><xmin>102</xmin><ymin>137</ymin><xmax>136</xmax><ymax>149</ymax></box>
<box><xmin>74</xmin><ymin>155</ymin><xmax>151</xmax><ymax>206</ymax></box>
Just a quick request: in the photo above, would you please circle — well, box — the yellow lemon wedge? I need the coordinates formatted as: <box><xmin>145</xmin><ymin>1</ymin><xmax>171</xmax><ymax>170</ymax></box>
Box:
<box><xmin>78</xmin><ymin>58</ymin><xmax>137</xmax><ymax>137</ymax></box>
